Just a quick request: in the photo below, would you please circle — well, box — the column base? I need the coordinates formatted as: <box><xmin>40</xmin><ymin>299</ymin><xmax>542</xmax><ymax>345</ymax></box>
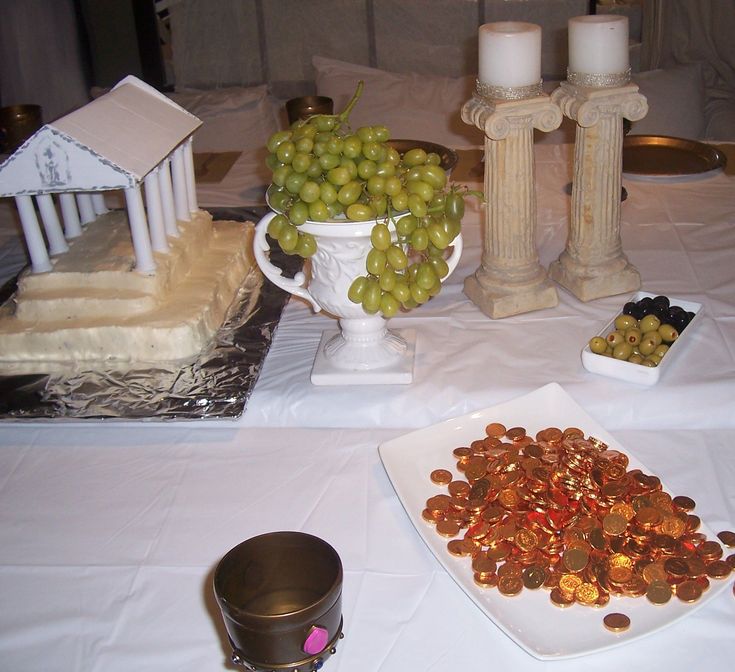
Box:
<box><xmin>549</xmin><ymin>254</ymin><xmax>641</xmax><ymax>302</ymax></box>
<box><xmin>464</xmin><ymin>271</ymin><xmax>558</xmax><ymax>319</ymax></box>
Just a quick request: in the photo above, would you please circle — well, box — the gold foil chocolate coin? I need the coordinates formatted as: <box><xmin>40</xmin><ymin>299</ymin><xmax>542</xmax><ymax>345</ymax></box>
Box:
<box><xmin>430</xmin><ymin>469</ymin><xmax>453</xmax><ymax>485</ymax></box>
<box><xmin>497</xmin><ymin>575</ymin><xmax>523</xmax><ymax>596</ymax></box>
<box><xmin>603</xmin><ymin>613</ymin><xmax>630</xmax><ymax>632</ymax></box>
<box><xmin>646</xmin><ymin>580</ymin><xmax>672</xmax><ymax>605</ymax></box>
<box><xmin>676</xmin><ymin>580</ymin><xmax>703</xmax><ymax>603</ymax></box>
<box><xmin>717</xmin><ymin>530</ymin><xmax>735</xmax><ymax>547</ymax></box>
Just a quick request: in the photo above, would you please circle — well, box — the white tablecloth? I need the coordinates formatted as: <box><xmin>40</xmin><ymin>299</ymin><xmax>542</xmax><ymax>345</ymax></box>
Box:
<box><xmin>1</xmin><ymin>144</ymin><xmax>734</xmax><ymax>671</ymax></box>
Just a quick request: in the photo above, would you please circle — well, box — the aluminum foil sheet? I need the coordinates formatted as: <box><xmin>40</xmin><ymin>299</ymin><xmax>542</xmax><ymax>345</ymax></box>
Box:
<box><xmin>0</xmin><ymin>207</ymin><xmax>298</xmax><ymax>422</ymax></box>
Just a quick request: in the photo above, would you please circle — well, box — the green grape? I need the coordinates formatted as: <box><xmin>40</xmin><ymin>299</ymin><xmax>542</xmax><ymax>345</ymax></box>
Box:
<box><xmin>319</xmin><ymin>181</ymin><xmax>338</xmax><ymax>205</ymax></box>
<box><xmin>420</xmin><ymin>164</ymin><xmax>447</xmax><ymax>189</ymax></box>
<box><xmin>308</xmin><ymin>199</ymin><xmax>329</xmax><ymax>221</ymax></box>
<box><xmin>366</xmin><ymin>248</ymin><xmax>387</xmax><ymax>275</ymax></box>
<box><xmin>372</xmin><ymin>195</ymin><xmax>387</xmax><ymax>216</ymax></box>
<box><xmin>427</xmin><ymin>279</ymin><xmax>442</xmax><ymax>297</ymax></box>
<box><xmin>357</xmin><ymin>159</ymin><xmax>378</xmax><ymax>180</ymax></box>
<box><xmin>313</xmin><ymin>141</ymin><xmax>328</xmax><ymax>157</ymax></box>
<box><xmin>403</xmin><ymin>148</ymin><xmax>428</xmax><ymax>167</ymax></box>
<box><xmin>385</xmin><ymin>146</ymin><xmax>401</xmax><ymax>164</ymax></box>
<box><xmin>272</xmin><ymin>164</ymin><xmax>292</xmax><ymax>187</ymax></box>
<box><xmin>326</xmin><ymin>136</ymin><xmax>343</xmax><ymax>154</ymax></box>
<box><xmin>395</xmin><ymin>214</ymin><xmax>418</xmax><ymax>237</ymax></box>
<box><xmin>288</xmin><ymin>200</ymin><xmax>309</xmax><ymax>226</ymax></box>
<box><xmin>391</xmin><ymin>190</ymin><xmax>409</xmax><ymax>212</ymax></box>
<box><xmin>348</xmin><ymin>276</ymin><xmax>368</xmax><ymax>303</ymax></box>
<box><xmin>338</xmin><ymin>181</ymin><xmax>363</xmax><ymax>206</ymax></box>
<box><xmin>268</xmin><ymin>187</ymin><xmax>291</xmax><ymax>213</ymax></box>
<box><xmin>410</xmin><ymin>282</ymin><xmax>429</xmax><ymax>304</ymax></box>
<box><xmin>375</xmin><ymin>161</ymin><xmax>396</xmax><ymax>178</ymax></box>
<box><xmin>408</xmin><ymin>194</ymin><xmax>428</xmax><ymax>218</ymax></box>
<box><xmin>292</xmin><ymin>124</ymin><xmax>316</xmax><ymax>141</ymax></box>
<box><xmin>407</xmin><ymin>179</ymin><xmax>434</xmax><ymax>204</ymax></box>
<box><xmin>379</xmin><ymin>267</ymin><xmax>397</xmax><ymax>291</ymax></box>
<box><xmin>370</xmin><ymin>222</ymin><xmax>391</xmax><ymax>251</ymax></box>
<box><xmin>278</xmin><ymin>223</ymin><xmax>299</xmax><ymax>251</ymax></box>
<box><xmin>299</xmin><ymin>180</ymin><xmax>321</xmax><ymax>203</ymax></box>
<box><xmin>415</xmin><ymin>262</ymin><xmax>438</xmax><ymax>290</ymax></box>
<box><xmin>266</xmin><ymin>130</ymin><xmax>292</xmax><ymax>154</ymax></box>
<box><xmin>367</xmin><ymin>175</ymin><xmax>386</xmax><ymax>196</ymax></box>
<box><xmin>410</xmin><ymin>226</ymin><xmax>429</xmax><ymax>251</ymax></box>
<box><xmin>306</xmin><ymin>158</ymin><xmax>323</xmax><ymax>178</ymax></box>
<box><xmin>295</xmin><ymin>137</ymin><xmax>314</xmax><ymax>153</ymax></box>
<box><xmin>445</xmin><ymin>192</ymin><xmax>465</xmax><ymax>220</ymax></box>
<box><xmin>327</xmin><ymin>166</ymin><xmax>351</xmax><ymax>186</ymax></box>
<box><xmin>265</xmin><ymin>154</ymin><xmax>282</xmax><ymax>171</ymax></box>
<box><xmin>386</xmin><ymin>244</ymin><xmax>408</xmax><ymax>270</ymax></box>
<box><xmin>267</xmin><ymin>213</ymin><xmax>289</xmax><ymax>239</ymax></box>
<box><xmin>327</xmin><ymin>201</ymin><xmax>344</xmax><ymax>218</ymax></box>
<box><xmin>318</xmin><ymin>153</ymin><xmax>341</xmax><ymax>170</ymax></box>
<box><xmin>346</xmin><ymin>202</ymin><xmax>375</xmax><ymax>221</ymax></box>
<box><xmin>428</xmin><ymin>256</ymin><xmax>449</xmax><ymax>279</ymax></box>
<box><xmin>362</xmin><ymin>279</ymin><xmax>382</xmax><ymax>313</ymax></box>
<box><xmin>373</xmin><ymin>125</ymin><xmax>390</xmax><ymax>143</ymax></box>
<box><xmin>380</xmin><ymin>293</ymin><xmax>400</xmax><ymax>318</ymax></box>
<box><xmin>426</xmin><ymin>152</ymin><xmax>441</xmax><ymax>166</ymax></box>
<box><xmin>430</xmin><ymin>192</ymin><xmax>446</xmax><ymax>209</ymax></box>
<box><xmin>295</xmin><ymin>232</ymin><xmax>317</xmax><ymax>257</ymax></box>
<box><xmin>427</xmin><ymin>222</ymin><xmax>450</xmax><ymax>250</ymax></box>
<box><xmin>362</xmin><ymin>141</ymin><xmax>384</xmax><ymax>162</ymax></box>
<box><xmin>357</xmin><ymin>126</ymin><xmax>376</xmax><ymax>143</ymax></box>
<box><xmin>276</xmin><ymin>141</ymin><xmax>296</xmax><ymax>164</ymax></box>
<box><xmin>340</xmin><ymin>157</ymin><xmax>358</xmax><ymax>180</ymax></box>
<box><xmin>314</xmin><ymin>115</ymin><xmax>337</xmax><ymax>132</ymax></box>
<box><xmin>342</xmin><ymin>135</ymin><xmax>362</xmax><ymax>158</ymax></box>
<box><xmin>391</xmin><ymin>281</ymin><xmax>411</xmax><ymax>304</ymax></box>
<box><xmin>285</xmin><ymin>171</ymin><xmax>307</xmax><ymax>195</ymax></box>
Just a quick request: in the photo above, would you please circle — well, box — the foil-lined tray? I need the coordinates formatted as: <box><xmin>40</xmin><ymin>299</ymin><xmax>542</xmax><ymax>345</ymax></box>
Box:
<box><xmin>0</xmin><ymin>207</ymin><xmax>297</xmax><ymax>422</ymax></box>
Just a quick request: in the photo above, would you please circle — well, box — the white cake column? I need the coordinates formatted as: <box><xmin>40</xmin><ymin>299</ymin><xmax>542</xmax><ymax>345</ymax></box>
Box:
<box><xmin>124</xmin><ymin>186</ymin><xmax>156</xmax><ymax>274</ymax></box>
<box><xmin>91</xmin><ymin>193</ymin><xmax>109</xmax><ymax>215</ymax></box>
<box><xmin>461</xmin><ymin>94</ymin><xmax>562</xmax><ymax>318</ymax></box>
<box><xmin>144</xmin><ymin>171</ymin><xmax>169</xmax><ymax>253</ymax></box>
<box><xmin>549</xmin><ymin>82</ymin><xmax>648</xmax><ymax>301</ymax></box>
<box><xmin>76</xmin><ymin>193</ymin><xmax>96</xmax><ymax>224</ymax></box>
<box><xmin>36</xmin><ymin>194</ymin><xmax>69</xmax><ymax>255</ymax></box>
<box><xmin>15</xmin><ymin>195</ymin><xmax>52</xmax><ymax>273</ymax></box>
<box><xmin>171</xmin><ymin>146</ymin><xmax>190</xmax><ymax>223</ymax></box>
<box><xmin>183</xmin><ymin>137</ymin><xmax>198</xmax><ymax>212</ymax></box>
<box><xmin>58</xmin><ymin>193</ymin><xmax>82</xmax><ymax>238</ymax></box>
<box><xmin>158</xmin><ymin>159</ymin><xmax>179</xmax><ymax>237</ymax></box>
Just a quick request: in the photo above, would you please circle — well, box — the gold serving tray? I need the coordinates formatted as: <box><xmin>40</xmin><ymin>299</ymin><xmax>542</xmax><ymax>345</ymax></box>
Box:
<box><xmin>623</xmin><ymin>135</ymin><xmax>727</xmax><ymax>179</ymax></box>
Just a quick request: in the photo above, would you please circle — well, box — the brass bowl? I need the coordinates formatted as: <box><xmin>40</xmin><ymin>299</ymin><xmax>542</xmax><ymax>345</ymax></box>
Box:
<box><xmin>286</xmin><ymin>96</ymin><xmax>334</xmax><ymax>125</ymax></box>
<box><xmin>387</xmin><ymin>138</ymin><xmax>459</xmax><ymax>173</ymax></box>
<box><xmin>214</xmin><ymin>531</ymin><xmax>344</xmax><ymax>671</ymax></box>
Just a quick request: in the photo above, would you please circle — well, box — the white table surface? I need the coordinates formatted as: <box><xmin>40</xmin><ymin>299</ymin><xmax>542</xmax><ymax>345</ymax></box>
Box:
<box><xmin>1</xmin><ymin>143</ymin><xmax>734</xmax><ymax>671</ymax></box>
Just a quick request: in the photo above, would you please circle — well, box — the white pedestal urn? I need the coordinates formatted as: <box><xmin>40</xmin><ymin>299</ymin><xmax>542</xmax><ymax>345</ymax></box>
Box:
<box><xmin>254</xmin><ymin>211</ymin><xmax>463</xmax><ymax>385</ymax></box>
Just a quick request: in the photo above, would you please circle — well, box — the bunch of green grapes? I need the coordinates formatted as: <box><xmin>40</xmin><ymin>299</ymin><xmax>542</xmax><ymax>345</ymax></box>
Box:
<box><xmin>263</xmin><ymin>81</ymin><xmax>478</xmax><ymax>318</ymax></box>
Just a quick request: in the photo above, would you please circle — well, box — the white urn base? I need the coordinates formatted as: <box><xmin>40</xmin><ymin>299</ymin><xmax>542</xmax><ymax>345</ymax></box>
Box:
<box><xmin>311</xmin><ymin>328</ymin><xmax>416</xmax><ymax>385</ymax></box>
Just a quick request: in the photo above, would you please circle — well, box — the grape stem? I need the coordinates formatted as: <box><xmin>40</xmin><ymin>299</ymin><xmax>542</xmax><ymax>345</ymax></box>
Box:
<box><xmin>338</xmin><ymin>80</ymin><xmax>364</xmax><ymax>124</ymax></box>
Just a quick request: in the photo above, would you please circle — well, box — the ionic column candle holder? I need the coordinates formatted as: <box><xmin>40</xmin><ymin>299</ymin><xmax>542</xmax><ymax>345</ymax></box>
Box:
<box><xmin>549</xmin><ymin>14</ymin><xmax>648</xmax><ymax>302</ymax></box>
<box><xmin>461</xmin><ymin>87</ymin><xmax>563</xmax><ymax>318</ymax></box>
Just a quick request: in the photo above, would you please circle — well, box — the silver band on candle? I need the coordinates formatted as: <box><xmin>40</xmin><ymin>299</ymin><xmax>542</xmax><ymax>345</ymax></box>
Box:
<box><xmin>475</xmin><ymin>79</ymin><xmax>543</xmax><ymax>101</ymax></box>
<box><xmin>566</xmin><ymin>68</ymin><xmax>631</xmax><ymax>88</ymax></box>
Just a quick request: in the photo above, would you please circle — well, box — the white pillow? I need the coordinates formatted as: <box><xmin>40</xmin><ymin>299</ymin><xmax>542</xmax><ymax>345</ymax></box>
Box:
<box><xmin>168</xmin><ymin>85</ymin><xmax>280</xmax><ymax>152</ymax></box>
<box><xmin>313</xmin><ymin>56</ymin><xmax>483</xmax><ymax>149</ymax></box>
<box><xmin>631</xmin><ymin>65</ymin><xmax>707</xmax><ymax>139</ymax></box>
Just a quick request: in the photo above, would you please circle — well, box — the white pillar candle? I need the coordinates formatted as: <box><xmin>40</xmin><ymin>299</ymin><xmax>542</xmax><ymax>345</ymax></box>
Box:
<box><xmin>59</xmin><ymin>193</ymin><xmax>82</xmax><ymax>238</ymax></box>
<box><xmin>158</xmin><ymin>159</ymin><xmax>179</xmax><ymax>238</ymax></box>
<box><xmin>36</xmin><ymin>194</ymin><xmax>69</xmax><ymax>256</ymax></box>
<box><xmin>183</xmin><ymin>138</ymin><xmax>198</xmax><ymax>212</ymax></box>
<box><xmin>76</xmin><ymin>193</ymin><xmax>96</xmax><ymax>224</ymax></box>
<box><xmin>16</xmin><ymin>195</ymin><xmax>52</xmax><ymax>273</ymax></box>
<box><xmin>144</xmin><ymin>171</ymin><xmax>169</xmax><ymax>253</ymax></box>
<box><xmin>568</xmin><ymin>15</ymin><xmax>629</xmax><ymax>75</ymax></box>
<box><xmin>478</xmin><ymin>22</ymin><xmax>542</xmax><ymax>88</ymax></box>
<box><xmin>124</xmin><ymin>186</ymin><xmax>156</xmax><ymax>274</ymax></box>
<box><xmin>171</xmin><ymin>147</ymin><xmax>190</xmax><ymax>223</ymax></box>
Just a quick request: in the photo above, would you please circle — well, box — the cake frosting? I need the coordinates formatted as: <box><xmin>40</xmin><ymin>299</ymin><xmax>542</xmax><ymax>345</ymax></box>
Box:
<box><xmin>0</xmin><ymin>210</ymin><xmax>257</xmax><ymax>366</ymax></box>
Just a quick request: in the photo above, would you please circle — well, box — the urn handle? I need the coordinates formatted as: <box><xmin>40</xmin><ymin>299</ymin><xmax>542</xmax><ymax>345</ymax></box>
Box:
<box><xmin>443</xmin><ymin>231</ymin><xmax>464</xmax><ymax>281</ymax></box>
<box><xmin>254</xmin><ymin>211</ymin><xmax>323</xmax><ymax>312</ymax></box>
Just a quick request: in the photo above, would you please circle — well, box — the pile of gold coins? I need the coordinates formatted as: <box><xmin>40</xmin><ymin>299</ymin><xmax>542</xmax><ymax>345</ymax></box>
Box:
<box><xmin>423</xmin><ymin>422</ymin><xmax>735</xmax><ymax>628</ymax></box>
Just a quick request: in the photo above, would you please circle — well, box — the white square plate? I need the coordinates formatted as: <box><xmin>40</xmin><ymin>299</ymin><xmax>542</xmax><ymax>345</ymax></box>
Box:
<box><xmin>378</xmin><ymin>383</ymin><xmax>730</xmax><ymax>660</ymax></box>
<box><xmin>581</xmin><ymin>292</ymin><xmax>702</xmax><ymax>385</ymax></box>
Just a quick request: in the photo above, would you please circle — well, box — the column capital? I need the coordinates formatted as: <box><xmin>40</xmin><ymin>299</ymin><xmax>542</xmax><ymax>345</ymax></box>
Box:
<box><xmin>551</xmin><ymin>81</ymin><xmax>648</xmax><ymax>128</ymax></box>
<box><xmin>461</xmin><ymin>93</ymin><xmax>562</xmax><ymax>140</ymax></box>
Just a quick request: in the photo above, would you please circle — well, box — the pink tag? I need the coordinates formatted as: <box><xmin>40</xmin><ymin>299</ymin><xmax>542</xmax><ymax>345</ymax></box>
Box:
<box><xmin>303</xmin><ymin>625</ymin><xmax>329</xmax><ymax>655</ymax></box>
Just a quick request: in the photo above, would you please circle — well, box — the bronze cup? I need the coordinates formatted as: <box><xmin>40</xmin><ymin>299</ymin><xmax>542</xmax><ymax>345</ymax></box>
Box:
<box><xmin>0</xmin><ymin>104</ymin><xmax>42</xmax><ymax>154</ymax></box>
<box><xmin>285</xmin><ymin>96</ymin><xmax>334</xmax><ymax>125</ymax></box>
<box><xmin>214</xmin><ymin>531</ymin><xmax>344</xmax><ymax>671</ymax></box>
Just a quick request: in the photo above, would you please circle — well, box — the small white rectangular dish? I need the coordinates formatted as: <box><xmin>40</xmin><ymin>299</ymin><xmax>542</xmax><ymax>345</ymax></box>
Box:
<box><xmin>581</xmin><ymin>292</ymin><xmax>703</xmax><ymax>386</ymax></box>
<box><xmin>378</xmin><ymin>383</ymin><xmax>730</xmax><ymax>660</ymax></box>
